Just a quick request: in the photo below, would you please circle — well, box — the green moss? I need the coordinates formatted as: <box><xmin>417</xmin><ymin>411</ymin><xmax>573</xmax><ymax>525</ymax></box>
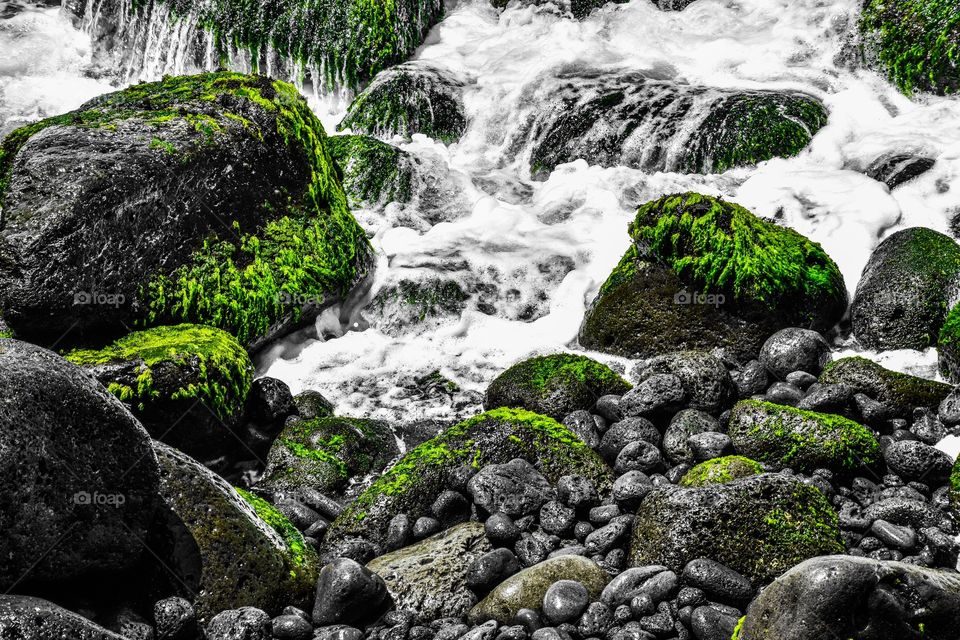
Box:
<box><xmin>731</xmin><ymin>616</ymin><xmax>745</xmax><ymax>640</ymax></box>
<box><xmin>235</xmin><ymin>487</ymin><xmax>315</xmax><ymax>570</ymax></box>
<box><xmin>630</xmin><ymin>193</ymin><xmax>846</xmax><ymax>321</ymax></box>
<box><xmin>729</xmin><ymin>400</ymin><xmax>881</xmax><ymax>473</ymax></box>
<box><xmin>149</xmin><ymin>136</ymin><xmax>179</xmax><ymax>155</ymax></box>
<box><xmin>598</xmin><ymin>244</ymin><xmax>641</xmax><ymax>297</ymax></box>
<box><xmin>680</xmin><ymin>455</ymin><xmax>763</xmax><ymax>487</ymax></box>
<box><xmin>65</xmin><ymin>323</ymin><xmax>252</xmax><ymax>419</ymax></box>
<box><xmin>938</xmin><ymin>303</ymin><xmax>960</xmax><ymax>381</ymax></box>
<box><xmin>685</xmin><ymin>93</ymin><xmax>828</xmax><ymax>174</ymax></box>
<box><xmin>860</xmin><ymin>0</ymin><xmax>960</xmax><ymax>95</ymax></box>
<box><xmin>761</xmin><ymin>485</ymin><xmax>844</xmax><ymax>560</ymax></box>
<box><xmin>325</xmin><ymin>134</ymin><xmax>414</xmax><ymax>206</ymax></box>
<box><xmin>819</xmin><ymin>356</ymin><xmax>952</xmax><ymax>415</ymax></box>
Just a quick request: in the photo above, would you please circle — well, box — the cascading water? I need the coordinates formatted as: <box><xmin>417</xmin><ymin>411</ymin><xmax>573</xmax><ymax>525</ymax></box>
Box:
<box><xmin>3</xmin><ymin>0</ymin><xmax>960</xmax><ymax>427</ymax></box>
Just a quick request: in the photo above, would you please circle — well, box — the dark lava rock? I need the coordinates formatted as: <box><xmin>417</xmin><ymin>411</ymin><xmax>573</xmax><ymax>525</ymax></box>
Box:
<box><xmin>467</xmin><ymin>548</ymin><xmax>523</xmax><ymax>592</ymax></box>
<box><xmin>469</xmin><ymin>459</ymin><xmax>557</xmax><ymax>517</ymax></box>
<box><xmin>759</xmin><ymin>328</ymin><xmax>831</xmax><ymax>379</ymax></box>
<box><xmin>484</xmin><ymin>353</ymin><xmax>630</xmax><ymax>421</ymax></box>
<box><xmin>205</xmin><ymin>607</ymin><xmax>271</xmax><ymax>640</ymax></box>
<box><xmin>314</xmin><ymin>558</ymin><xmax>392</xmax><ymax>626</ymax></box>
<box><xmin>620</xmin><ymin>373</ymin><xmax>687</xmax><ymax>418</ymax></box>
<box><xmin>883</xmin><ymin>440</ymin><xmax>953</xmax><ymax>484</ymax></box>
<box><xmin>248</xmin><ymin>376</ymin><xmax>297</xmax><ymax>430</ymax></box>
<box><xmin>865</xmin><ymin>154</ymin><xmax>936</xmax><ymax>190</ymax></box>
<box><xmin>629</xmin><ymin>473</ymin><xmax>843</xmax><ymax>583</ymax></box>
<box><xmin>272</xmin><ymin>613</ymin><xmax>313</xmax><ymax>640</ymax></box>
<box><xmin>819</xmin><ymin>357</ymin><xmax>952</xmax><ymax>418</ymax></box>
<box><xmin>686</xmin><ymin>432</ymin><xmax>733</xmax><ymax>462</ymax></box>
<box><xmin>851</xmin><ymin>228</ymin><xmax>960</xmax><ymax>350</ymax></box>
<box><xmin>0</xmin><ymin>72</ymin><xmax>371</xmax><ymax>349</ymax></box>
<box><xmin>600</xmin><ymin>417</ymin><xmax>661</xmax><ymax>464</ymax></box>
<box><xmin>630</xmin><ymin>351</ymin><xmax>737</xmax><ymax>415</ymax></box>
<box><xmin>0</xmin><ymin>339</ymin><xmax>159</xmax><ymax>589</ymax></box>
<box><xmin>0</xmin><ymin>595</ymin><xmax>126</xmax><ymax>639</ymax></box>
<box><xmin>681</xmin><ymin>558</ymin><xmax>754</xmax><ymax>606</ymax></box>
<box><xmin>733</xmin><ymin>360</ymin><xmax>770</xmax><ymax>398</ymax></box>
<box><xmin>153</xmin><ymin>597</ymin><xmax>198</xmax><ymax>640</ymax></box>
<box><xmin>542</xmin><ymin>580</ymin><xmax>590</xmax><ymax>625</ymax></box>
<box><xmin>339</xmin><ymin>61</ymin><xmax>467</xmax><ymax>144</ymax></box>
<box><xmin>662</xmin><ymin>409</ymin><xmax>721</xmax><ymax>465</ymax></box>
<box><xmin>736</xmin><ymin>555</ymin><xmax>960</xmax><ymax>639</ymax></box>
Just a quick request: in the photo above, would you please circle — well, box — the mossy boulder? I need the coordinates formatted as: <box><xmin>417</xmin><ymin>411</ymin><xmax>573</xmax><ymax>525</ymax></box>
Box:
<box><xmin>257</xmin><ymin>416</ymin><xmax>399</xmax><ymax>499</ymax></box>
<box><xmin>629</xmin><ymin>473</ymin><xmax>843</xmax><ymax>583</ymax></box>
<box><xmin>326</xmin><ymin>135</ymin><xmax>416</xmax><ymax>208</ymax></box>
<box><xmin>819</xmin><ymin>356</ymin><xmax>952</xmax><ymax>418</ymax></box>
<box><xmin>324</xmin><ymin>408</ymin><xmax>612</xmax><ymax>554</ymax></box>
<box><xmin>860</xmin><ymin>0</ymin><xmax>960</xmax><ymax>96</ymax></box>
<box><xmin>64</xmin><ymin>324</ymin><xmax>253</xmax><ymax>459</ymax></box>
<box><xmin>518</xmin><ymin>73</ymin><xmax>827</xmax><ymax>178</ymax></box>
<box><xmin>0</xmin><ymin>339</ymin><xmax>160</xmax><ymax>590</ymax></box>
<box><xmin>735</xmin><ymin>556</ymin><xmax>960</xmax><ymax>640</ymax></box>
<box><xmin>950</xmin><ymin>457</ymin><xmax>960</xmax><ymax>518</ymax></box>
<box><xmin>938</xmin><ymin>303</ymin><xmax>960</xmax><ymax>382</ymax></box>
<box><xmin>851</xmin><ymin>228</ymin><xmax>960</xmax><ymax>350</ymax></box>
<box><xmin>579</xmin><ymin>193</ymin><xmax>847</xmax><ymax>362</ymax></box>
<box><xmin>680</xmin><ymin>455</ymin><xmax>763</xmax><ymax>487</ymax></box>
<box><xmin>71</xmin><ymin>0</ymin><xmax>444</xmax><ymax>92</ymax></box>
<box><xmin>0</xmin><ymin>72</ymin><xmax>371</xmax><ymax>349</ymax></box>
<box><xmin>339</xmin><ymin>62</ymin><xmax>467</xmax><ymax>144</ymax></box>
<box><xmin>727</xmin><ymin>400</ymin><xmax>881</xmax><ymax>474</ymax></box>
<box><xmin>150</xmin><ymin>442</ymin><xmax>318</xmax><ymax>623</ymax></box>
<box><xmin>484</xmin><ymin>353</ymin><xmax>632</xmax><ymax>421</ymax></box>
<box><xmin>365</xmin><ymin>278</ymin><xmax>469</xmax><ymax>336</ymax></box>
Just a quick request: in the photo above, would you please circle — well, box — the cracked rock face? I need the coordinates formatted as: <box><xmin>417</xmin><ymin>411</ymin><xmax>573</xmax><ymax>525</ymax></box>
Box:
<box><xmin>737</xmin><ymin>555</ymin><xmax>960</xmax><ymax>640</ymax></box>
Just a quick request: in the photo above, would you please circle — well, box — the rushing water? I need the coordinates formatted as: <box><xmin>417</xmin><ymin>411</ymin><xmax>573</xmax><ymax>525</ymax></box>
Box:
<box><xmin>3</xmin><ymin>0</ymin><xmax>960</xmax><ymax>426</ymax></box>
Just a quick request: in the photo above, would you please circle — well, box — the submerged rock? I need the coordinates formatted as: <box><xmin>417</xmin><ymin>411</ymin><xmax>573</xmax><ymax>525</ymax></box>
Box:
<box><xmin>0</xmin><ymin>72</ymin><xmax>372</xmax><ymax>349</ymax></box>
<box><xmin>579</xmin><ymin>193</ymin><xmax>847</xmax><ymax>362</ymax></box>
<box><xmin>736</xmin><ymin>556</ymin><xmax>960</xmax><ymax>639</ymax></box>
<box><xmin>485</xmin><ymin>353</ymin><xmax>631</xmax><ymax>421</ymax></box>
<box><xmin>629</xmin><ymin>473</ymin><xmax>843</xmax><ymax>583</ymax></box>
<box><xmin>0</xmin><ymin>339</ymin><xmax>159</xmax><ymax>590</ymax></box>
<box><xmin>327</xmin><ymin>135</ymin><xmax>417</xmax><ymax>208</ymax></box>
<box><xmin>340</xmin><ymin>62</ymin><xmax>467</xmax><ymax>144</ymax></box>
<box><xmin>64</xmin><ymin>324</ymin><xmax>253</xmax><ymax>458</ymax></box>
<box><xmin>851</xmin><ymin>228</ymin><xmax>960</xmax><ymax>350</ymax></box>
<box><xmin>864</xmin><ymin>153</ymin><xmax>936</xmax><ymax>189</ymax></box>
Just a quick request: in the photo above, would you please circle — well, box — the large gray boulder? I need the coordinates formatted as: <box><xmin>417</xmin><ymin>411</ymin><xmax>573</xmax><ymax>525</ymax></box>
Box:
<box><xmin>0</xmin><ymin>339</ymin><xmax>159</xmax><ymax>590</ymax></box>
<box><xmin>0</xmin><ymin>596</ymin><xmax>126</xmax><ymax>639</ymax></box>
<box><xmin>368</xmin><ymin>522</ymin><xmax>492</xmax><ymax>623</ymax></box>
<box><xmin>736</xmin><ymin>556</ymin><xmax>960</xmax><ymax>639</ymax></box>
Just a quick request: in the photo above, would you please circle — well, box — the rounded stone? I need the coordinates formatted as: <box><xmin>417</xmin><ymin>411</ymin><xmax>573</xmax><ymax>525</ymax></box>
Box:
<box><xmin>542</xmin><ymin>580</ymin><xmax>590</xmax><ymax>625</ymax></box>
<box><xmin>759</xmin><ymin>328</ymin><xmax>831</xmax><ymax>379</ymax></box>
<box><xmin>313</xmin><ymin>558</ymin><xmax>391</xmax><ymax>626</ymax></box>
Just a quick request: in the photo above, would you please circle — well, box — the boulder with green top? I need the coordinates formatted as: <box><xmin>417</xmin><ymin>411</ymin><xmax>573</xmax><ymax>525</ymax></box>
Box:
<box><xmin>326</xmin><ymin>135</ymin><xmax>417</xmax><ymax>208</ymax></box>
<box><xmin>860</xmin><ymin>0</ymin><xmax>960</xmax><ymax>96</ymax></box>
<box><xmin>149</xmin><ymin>442</ymin><xmax>318</xmax><ymax>623</ymax></box>
<box><xmin>70</xmin><ymin>0</ymin><xmax>444</xmax><ymax>93</ymax></box>
<box><xmin>819</xmin><ymin>356</ymin><xmax>952</xmax><ymax>417</ymax></box>
<box><xmin>851</xmin><ymin>228</ymin><xmax>960</xmax><ymax>350</ymax></box>
<box><xmin>679</xmin><ymin>455</ymin><xmax>764</xmax><ymax>487</ymax></box>
<box><xmin>629</xmin><ymin>473</ymin><xmax>843</xmax><ymax>583</ymax></box>
<box><xmin>484</xmin><ymin>353</ymin><xmax>632</xmax><ymax>421</ymax></box>
<box><xmin>323</xmin><ymin>408</ymin><xmax>612</xmax><ymax>556</ymax></box>
<box><xmin>339</xmin><ymin>62</ymin><xmax>467</xmax><ymax>144</ymax></box>
<box><xmin>0</xmin><ymin>72</ymin><xmax>372</xmax><ymax>349</ymax></box>
<box><xmin>468</xmin><ymin>555</ymin><xmax>609</xmax><ymax>625</ymax></box>
<box><xmin>579</xmin><ymin>193</ymin><xmax>847</xmax><ymax>362</ymax></box>
<box><xmin>257</xmin><ymin>416</ymin><xmax>399</xmax><ymax>500</ymax></box>
<box><xmin>368</xmin><ymin>522</ymin><xmax>492</xmax><ymax>623</ymax></box>
<box><xmin>65</xmin><ymin>324</ymin><xmax>253</xmax><ymax>459</ymax></box>
<box><xmin>727</xmin><ymin>400</ymin><xmax>881</xmax><ymax>474</ymax></box>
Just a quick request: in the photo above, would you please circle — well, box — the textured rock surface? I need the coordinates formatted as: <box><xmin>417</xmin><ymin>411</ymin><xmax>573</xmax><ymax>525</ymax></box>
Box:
<box><xmin>0</xmin><ymin>595</ymin><xmax>126</xmax><ymax>639</ymax></box>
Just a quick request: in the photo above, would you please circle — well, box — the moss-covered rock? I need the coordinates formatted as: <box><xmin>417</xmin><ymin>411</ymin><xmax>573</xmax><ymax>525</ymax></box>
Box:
<box><xmin>938</xmin><ymin>303</ymin><xmax>960</xmax><ymax>382</ymax></box>
<box><xmin>579</xmin><ymin>193</ymin><xmax>847</xmax><ymax>362</ymax></box>
<box><xmin>64</xmin><ymin>324</ymin><xmax>252</xmax><ymax>458</ymax></box>
<box><xmin>727</xmin><ymin>400</ymin><xmax>881</xmax><ymax>474</ymax></box>
<box><xmin>819</xmin><ymin>356</ymin><xmax>952</xmax><ymax>417</ymax></box>
<box><xmin>519</xmin><ymin>73</ymin><xmax>826</xmax><ymax>178</ymax></box>
<box><xmin>326</xmin><ymin>135</ymin><xmax>416</xmax><ymax>208</ymax></box>
<box><xmin>679</xmin><ymin>455</ymin><xmax>763</xmax><ymax>487</ymax></box>
<box><xmin>851</xmin><ymin>228</ymin><xmax>960</xmax><ymax>350</ymax></box>
<box><xmin>629</xmin><ymin>473</ymin><xmax>843</xmax><ymax>583</ymax></box>
<box><xmin>0</xmin><ymin>72</ymin><xmax>372</xmax><ymax>349</ymax></box>
<box><xmin>150</xmin><ymin>442</ymin><xmax>318</xmax><ymax>623</ymax></box>
<box><xmin>324</xmin><ymin>408</ymin><xmax>612</xmax><ymax>554</ymax></box>
<box><xmin>950</xmin><ymin>457</ymin><xmax>960</xmax><ymax>519</ymax></box>
<box><xmin>484</xmin><ymin>353</ymin><xmax>632</xmax><ymax>421</ymax></box>
<box><xmin>72</xmin><ymin>0</ymin><xmax>444</xmax><ymax>92</ymax></box>
<box><xmin>339</xmin><ymin>62</ymin><xmax>467</xmax><ymax>144</ymax></box>
<box><xmin>365</xmin><ymin>278</ymin><xmax>469</xmax><ymax>336</ymax></box>
<box><xmin>860</xmin><ymin>0</ymin><xmax>960</xmax><ymax>96</ymax></box>
<box><xmin>258</xmin><ymin>416</ymin><xmax>399</xmax><ymax>499</ymax></box>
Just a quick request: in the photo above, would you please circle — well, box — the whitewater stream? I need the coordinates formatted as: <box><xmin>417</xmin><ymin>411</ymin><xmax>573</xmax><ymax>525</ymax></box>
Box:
<box><xmin>3</xmin><ymin>0</ymin><xmax>960</xmax><ymax>431</ymax></box>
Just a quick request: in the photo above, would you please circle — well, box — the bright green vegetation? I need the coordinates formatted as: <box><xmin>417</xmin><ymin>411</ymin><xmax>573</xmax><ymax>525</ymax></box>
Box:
<box><xmin>685</xmin><ymin>93</ymin><xmax>828</xmax><ymax>174</ymax></box>
<box><xmin>938</xmin><ymin>303</ymin><xmax>960</xmax><ymax>381</ymax></box>
<box><xmin>485</xmin><ymin>353</ymin><xmax>632</xmax><ymax>421</ymax></box>
<box><xmin>680</xmin><ymin>455</ymin><xmax>763</xmax><ymax>487</ymax></box>
<box><xmin>728</xmin><ymin>400</ymin><xmax>880</xmax><ymax>473</ymax></box>
<box><xmin>860</xmin><ymin>0</ymin><xmax>960</xmax><ymax>95</ymax></box>
<box><xmin>327</xmin><ymin>407</ymin><xmax>612</xmax><ymax>543</ymax></box>
<box><xmin>121</xmin><ymin>0</ymin><xmax>443</xmax><ymax>91</ymax></box>
<box><xmin>65</xmin><ymin>323</ymin><xmax>252</xmax><ymax>419</ymax></box>
<box><xmin>339</xmin><ymin>63</ymin><xmax>467</xmax><ymax>143</ymax></box>
<box><xmin>630</xmin><ymin>193</ymin><xmax>846</xmax><ymax>321</ymax></box>
<box><xmin>235</xmin><ymin>487</ymin><xmax>316</xmax><ymax>571</ymax></box>
<box><xmin>325</xmin><ymin>134</ymin><xmax>415</xmax><ymax>206</ymax></box>
<box><xmin>819</xmin><ymin>356</ymin><xmax>952</xmax><ymax>415</ymax></box>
